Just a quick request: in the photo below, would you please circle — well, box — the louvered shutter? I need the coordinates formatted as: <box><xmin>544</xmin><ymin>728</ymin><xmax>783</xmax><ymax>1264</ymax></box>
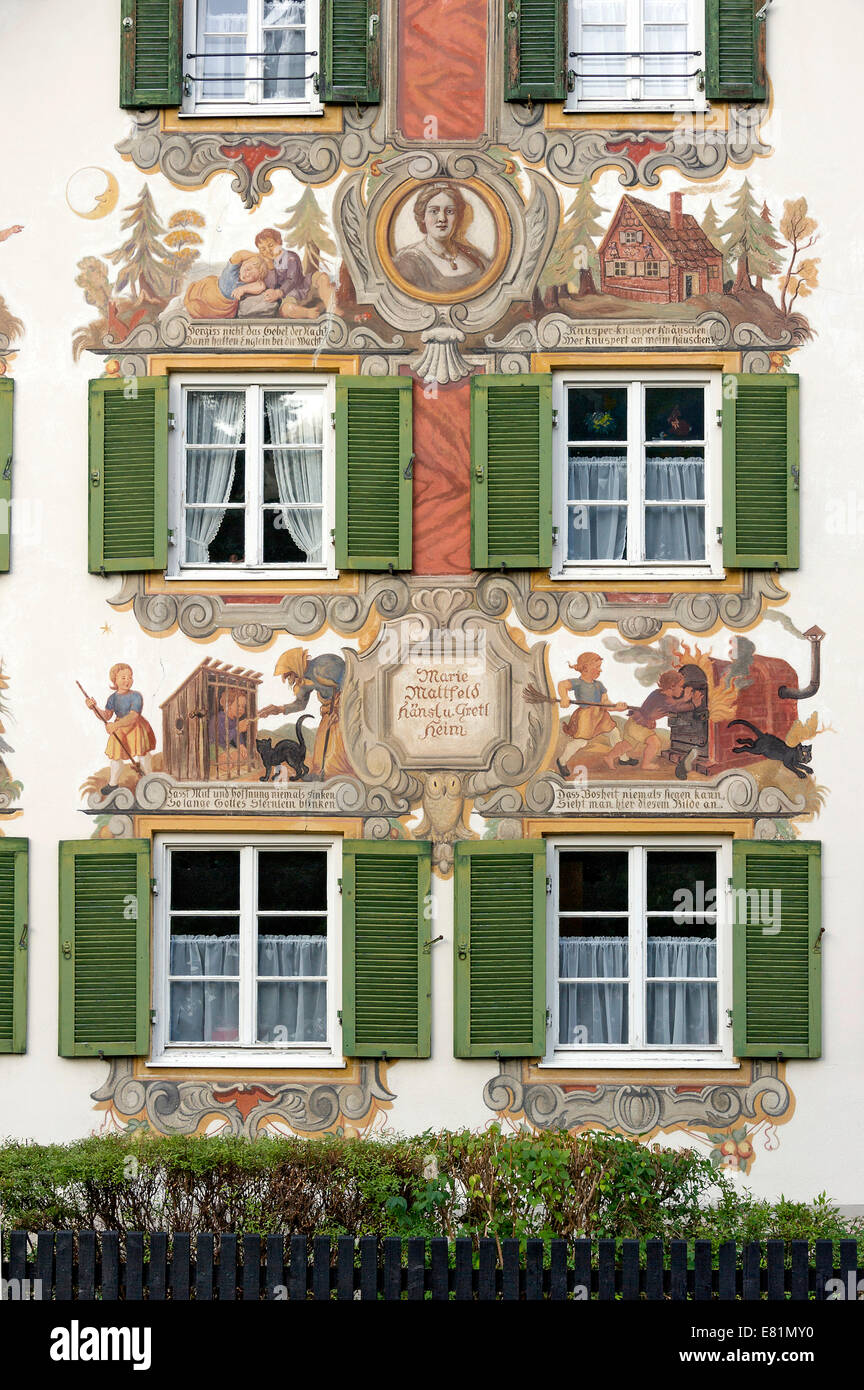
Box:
<box><xmin>722</xmin><ymin>374</ymin><xmax>799</xmax><ymax>570</ymax></box>
<box><xmin>0</xmin><ymin>378</ymin><xmax>12</xmax><ymax>574</ymax></box>
<box><xmin>120</xmin><ymin>0</ymin><xmax>183</xmax><ymax>108</ymax></box>
<box><xmin>705</xmin><ymin>0</ymin><xmax>767</xmax><ymax>102</ymax></box>
<box><xmin>471</xmin><ymin>374</ymin><xmax>553</xmax><ymax>569</ymax></box>
<box><xmin>732</xmin><ymin>840</ymin><xmax>821</xmax><ymax>1059</ymax></box>
<box><xmin>335</xmin><ymin>376</ymin><xmax>412</xmax><ymax>570</ymax></box>
<box><xmin>319</xmin><ymin>0</ymin><xmax>381</xmax><ymax>103</ymax></box>
<box><xmin>88</xmin><ymin>377</ymin><xmax>169</xmax><ymax>574</ymax></box>
<box><xmin>505</xmin><ymin>0</ymin><xmax>567</xmax><ymax>102</ymax></box>
<box><xmin>59</xmin><ymin>840</ymin><xmax>151</xmax><ymax>1058</ymax></box>
<box><xmin>0</xmin><ymin>840</ymin><xmax>28</xmax><ymax>1054</ymax></box>
<box><xmin>454</xmin><ymin>841</ymin><xmax>546</xmax><ymax>1058</ymax></box>
<box><xmin>341</xmin><ymin>840</ymin><xmax>431</xmax><ymax>1058</ymax></box>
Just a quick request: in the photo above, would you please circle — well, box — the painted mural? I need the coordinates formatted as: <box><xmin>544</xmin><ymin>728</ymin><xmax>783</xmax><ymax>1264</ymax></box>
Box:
<box><xmin>0</xmin><ymin>223</ymin><xmax>24</xmax><ymax>373</ymax></box>
<box><xmin>0</xmin><ymin>660</ymin><xmax>21</xmax><ymax>813</ymax></box>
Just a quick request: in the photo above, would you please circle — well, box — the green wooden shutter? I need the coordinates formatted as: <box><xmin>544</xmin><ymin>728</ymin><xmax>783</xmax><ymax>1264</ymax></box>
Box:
<box><xmin>0</xmin><ymin>378</ymin><xmax>12</xmax><ymax>574</ymax></box>
<box><xmin>59</xmin><ymin>840</ymin><xmax>151</xmax><ymax>1058</ymax></box>
<box><xmin>505</xmin><ymin>0</ymin><xmax>567</xmax><ymax>102</ymax></box>
<box><xmin>318</xmin><ymin>0</ymin><xmax>381</xmax><ymax>103</ymax></box>
<box><xmin>341</xmin><ymin>840</ymin><xmax>431</xmax><ymax>1058</ymax></box>
<box><xmin>88</xmin><ymin>377</ymin><xmax>169</xmax><ymax>574</ymax></box>
<box><xmin>0</xmin><ymin>839</ymin><xmax>28</xmax><ymax>1054</ymax></box>
<box><xmin>722</xmin><ymin>374</ymin><xmax>799</xmax><ymax>570</ymax></box>
<box><xmin>732</xmin><ymin>840</ymin><xmax>821</xmax><ymax>1059</ymax></box>
<box><xmin>120</xmin><ymin>0</ymin><xmax>183</xmax><ymax>108</ymax></box>
<box><xmin>471</xmin><ymin>373</ymin><xmax>553</xmax><ymax>569</ymax></box>
<box><xmin>335</xmin><ymin>376</ymin><xmax>412</xmax><ymax>570</ymax></box>
<box><xmin>454</xmin><ymin>841</ymin><xmax>546</xmax><ymax>1058</ymax></box>
<box><xmin>705</xmin><ymin>0</ymin><xmax>767</xmax><ymax>102</ymax></box>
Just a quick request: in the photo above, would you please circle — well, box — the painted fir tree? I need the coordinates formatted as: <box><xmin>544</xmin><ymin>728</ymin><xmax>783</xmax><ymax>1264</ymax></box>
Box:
<box><xmin>756</xmin><ymin>200</ymin><xmax>784</xmax><ymax>291</ymax></box>
<box><xmin>540</xmin><ymin>179</ymin><xmax>605</xmax><ymax>302</ymax></box>
<box><xmin>277</xmin><ymin>186</ymin><xmax>336</xmax><ymax>272</ymax></box>
<box><xmin>106</xmin><ymin>185</ymin><xmax>175</xmax><ymax>304</ymax></box>
<box><xmin>717</xmin><ymin>178</ymin><xmax>783</xmax><ymax>293</ymax></box>
<box><xmin>700</xmin><ymin>200</ymin><xmax>731</xmax><ymax>286</ymax></box>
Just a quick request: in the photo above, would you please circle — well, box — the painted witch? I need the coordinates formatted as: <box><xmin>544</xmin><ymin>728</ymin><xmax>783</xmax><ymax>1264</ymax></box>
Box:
<box><xmin>258</xmin><ymin>648</ymin><xmax>352</xmax><ymax>780</ymax></box>
<box><xmin>393</xmin><ymin>183</ymin><xmax>490</xmax><ymax>296</ymax></box>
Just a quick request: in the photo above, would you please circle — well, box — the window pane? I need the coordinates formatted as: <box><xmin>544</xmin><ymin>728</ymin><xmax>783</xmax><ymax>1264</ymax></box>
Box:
<box><xmin>257</xmin><ymin>849</ymin><xmax>327</xmax><ymax>911</ymax></box>
<box><xmin>170</xmin><ymin>917</ymin><xmax>241</xmax><ymax>948</ymax></box>
<box><xmin>170</xmin><ymin>980</ymin><xmax>239</xmax><ymax>1042</ymax></box>
<box><xmin>644</xmin><ymin>453</ymin><xmax>704</xmax><ymax>502</ymax></box>
<box><xmin>202</xmin><ymin>0</ymin><xmax>247</xmax><ymax>31</ymax></box>
<box><xmin>559</xmin><ymin>850</ymin><xmax>629</xmax><ymax>912</ymax></box>
<box><xmin>263</xmin><ymin>390</ymin><xmax>324</xmax><ymax>448</ymax></box>
<box><xmin>186</xmin><ymin>505</ymin><xmax>246</xmax><ymax>565</ymax></box>
<box><xmin>258</xmin><ymin>926</ymin><xmax>326</xmax><ymax>977</ymax></box>
<box><xmin>647</xmin><ymin>850</ymin><xmax>717</xmax><ymax>912</ymax></box>
<box><xmin>644</xmin><ymin>505</ymin><xmax>705</xmax><ymax>562</ymax></box>
<box><xmin>171</xmin><ymin>849</ymin><xmax>240</xmax><ymax>911</ymax></box>
<box><xmin>258</xmin><ymin>981</ymin><xmax>327</xmax><ymax>1043</ymax></box>
<box><xmin>568</xmin><ymin>505</ymin><xmax>628</xmax><ymax>562</ymax></box>
<box><xmin>559</xmin><ymin>933</ymin><xmax>628</xmax><ymax>977</ymax></box>
<box><xmin>644</xmin><ymin>387</ymin><xmax>704</xmax><ymax>442</ymax></box>
<box><xmin>645</xmin><ymin>0</ymin><xmax>688</xmax><ymax>20</ymax></box>
<box><xmin>647</xmin><ymin>934</ymin><xmax>716</xmax><ymax>978</ymax></box>
<box><xmin>262</xmin><ymin>508</ymin><xmax>321</xmax><ymax>564</ymax></box>
<box><xmin>262</xmin><ymin>16</ymin><xmax>306</xmax><ymax>101</ymax></box>
<box><xmin>559</xmin><ymin>982</ymin><xmax>628</xmax><ymax>1045</ymax></box>
<box><xmin>646</xmin><ymin>981</ymin><xmax>716</xmax><ymax>1046</ymax></box>
<box><xmin>568</xmin><ymin>386</ymin><xmax>628</xmax><ymax>442</ymax></box>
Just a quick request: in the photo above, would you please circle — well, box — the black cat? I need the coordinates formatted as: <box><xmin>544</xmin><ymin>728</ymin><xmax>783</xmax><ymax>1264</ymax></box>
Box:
<box><xmin>728</xmin><ymin>719</ymin><xmax>814</xmax><ymax>780</ymax></box>
<box><xmin>257</xmin><ymin>715</ymin><xmax>311</xmax><ymax>782</ymax></box>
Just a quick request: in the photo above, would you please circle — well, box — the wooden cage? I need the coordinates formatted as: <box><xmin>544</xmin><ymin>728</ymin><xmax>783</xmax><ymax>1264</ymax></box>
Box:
<box><xmin>161</xmin><ymin>658</ymin><xmax>263</xmax><ymax>782</ymax></box>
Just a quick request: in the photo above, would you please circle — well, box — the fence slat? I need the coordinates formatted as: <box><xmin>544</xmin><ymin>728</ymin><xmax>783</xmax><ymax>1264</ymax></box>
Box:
<box><xmin>477</xmin><ymin>1240</ymin><xmax>496</xmax><ymax>1301</ymax></box>
<box><xmin>598</xmin><ymin>1239</ymin><xmax>616</xmax><ymax>1300</ymax></box>
<box><xmin>407</xmin><ymin>1238</ymin><xmax>426</xmax><ymax>1301</ymax></box>
<box><xmin>265</xmin><ymin>1234</ymin><xmax>284</xmax><ymax>1300</ymax></box>
<box><xmin>742</xmin><ymin>1242</ymin><xmax>761</xmax><ymax>1301</ymax></box>
<box><xmin>525</xmin><ymin>1240</ymin><xmax>544</xmax><ymax>1302</ymax></box>
<box><xmin>645</xmin><ymin>1240</ymin><xmax>664</xmax><ymax>1300</ymax></box>
<box><xmin>571</xmin><ymin>1239</ymin><xmax>590</xmax><ymax>1302</ymax></box>
<box><xmin>621</xmin><ymin>1240</ymin><xmax>640</xmax><ymax>1301</ymax></box>
<box><xmin>8</xmin><ymin>1231</ymin><xmax>28</xmax><ymax>1288</ymax></box>
<box><xmin>35</xmin><ymin>1232</ymin><xmax>53</xmax><ymax>1300</ymax></box>
<box><xmin>78</xmin><ymin>1231</ymin><xmax>97</xmax><ymax>1302</ymax></box>
<box><xmin>359</xmin><ymin>1236</ymin><xmax>378</xmax><ymax>1301</ymax></box>
<box><xmin>694</xmin><ymin>1240</ymin><xmax>712</xmax><ymax>1301</ymax></box>
<box><xmin>430</xmin><ymin>1238</ymin><xmax>449</xmax><ymax>1301</ymax></box>
<box><xmin>196</xmin><ymin>1233</ymin><xmax>214</xmax><ymax>1301</ymax></box>
<box><xmin>102</xmin><ymin>1232</ymin><xmax>120</xmax><ymax>1301</ymax></box>
<box><xmin>382</xmin><ymin>1237</ymin><xmax>402</xmax><ymax>1302</ymax></box>
<box><xmin>219</xmin><ymin>1234</ymin><xmax>238</xmax><ymax>1301</ymax></box>
<box><xmin>126</xmin><ymin>1232</ymin><xmax>145</xmax><ymax>1302</ymax></box>
<box><xmin>814</xmin><ymin>1239</ymin><xmax>833</xmax><ymax>1301</ymax></box>
<box><xmin>242</xmin><ymin>1235</ymin><xmax>261</xmax><ymax>1302</ymax></box>
<box><xmin>502</xmin><ymin>1240</ymin><xmax>520</xmax><ymax>1302</ymax></box>
<box><xmin>669</xmin><ymin>1240</ymin><xmax>687</xmax><ymax>1301</ymax></box>
<box><xmin>172</xmin><ymin>1233</ymin><xmax>191</xmax><ymax>1302</ymax></box>
<box><xmin>840</xmin><ymin>1240</ymin><xmax>859</xmax><ymax>1301</ymax></box>
<box><xmin>312</xmin><ymin>1236</ymin><xmax>331</xmax><ymax>1302</ymax></box>
<box><xmin>336</xmin><ymin>1235</ymin><xmax>355</xmax><ymax>1302</ymax></box>
<box><xmin>789</xmin><ymin>1240</ymin><xmax>810</xmax><ymax>1301</ymax></box>
<box><xmin>289</xmin><ymin>1236</ymin><xmax>308</xmax><ymax>1302</ymax></box>
<box><xmin>55</xmin><ymin>1231</ymin><xmax>74</xmax><ymax>1302</ymax></box>
<box><xmin>717</xmin><ymin>1241</ymin><xmax>737</xmax><ymax>1301</ymax></box>
<box><xmin>149</xmin><ymin>1231</ymin><xmax>167</xmax><ymax>1301</ymax></box>
<box><xmin>454</xmin><ymin>1238</ymin><xmax>473</xmax><ymax>1301</ymax></box>
<box><xmin>766</xmin><ymin>1240</ymin><xmax>785</xmax><ymax>1301</ymax></box>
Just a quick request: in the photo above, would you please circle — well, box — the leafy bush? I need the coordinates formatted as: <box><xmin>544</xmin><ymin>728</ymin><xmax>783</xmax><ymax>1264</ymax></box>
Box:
<box><xmin>0</xmin><ymin>1128</ymin><xmax>860</xmax><ymax>1255</ymax></box>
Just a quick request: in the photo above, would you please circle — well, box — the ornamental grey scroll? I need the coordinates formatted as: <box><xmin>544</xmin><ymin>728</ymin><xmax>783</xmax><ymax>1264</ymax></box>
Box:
<box><xmin>333</xmin><ymin>151</ymin><xmax>559</xmax><ymax>383</ymax></box>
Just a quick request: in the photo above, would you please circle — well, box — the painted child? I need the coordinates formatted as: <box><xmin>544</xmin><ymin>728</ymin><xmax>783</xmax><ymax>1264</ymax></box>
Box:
<box><xmin>86</xmin><ymin>663</ymin><xmax>156</xmax><ymax>796</ymax></box>
<box><xmin>556</xmin><ymin>651</ymin><xmax>627</xmax><ymax>778</ymax></box>
<box><xmin>603</xmin><ymin>669</ymin><xmax>702</xmax><ymax>772</ymax></box>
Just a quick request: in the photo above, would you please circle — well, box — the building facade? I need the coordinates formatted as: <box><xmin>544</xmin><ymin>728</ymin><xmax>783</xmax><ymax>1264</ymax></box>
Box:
<box><xmin>0</xmin><ymin>0</ymin><xmax>860</xmax><ymax>1201</ymax></box>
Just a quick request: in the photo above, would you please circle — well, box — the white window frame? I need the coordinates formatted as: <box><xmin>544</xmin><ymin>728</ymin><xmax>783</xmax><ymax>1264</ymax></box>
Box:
<box><xmin>551</xmin><ymin>368</ymin><xmax>724</xmax><ymax>580</ymax></box>
<box><xmin>167</xmin><ymin>372</ymin><xmax>337</xmax><ymax>581</ymax></box>
<box><xmin>543</xmin><ymin>835</ymin><xmax>735</xmax><ymax>1069</ymax></box>
<box><xmin>565</xmin><ymin>0</ymin><xmax>707</xmax><ymax>114</ymax></box>
<box><xmin>151</xmin><ymin>832</ymin><xmax>344</xmax><ymax>1068</ymax></box>
<box><xmin>181</xmin><ymin>0</ymin><xmax>323</xmax><ymax>117</ymax></box>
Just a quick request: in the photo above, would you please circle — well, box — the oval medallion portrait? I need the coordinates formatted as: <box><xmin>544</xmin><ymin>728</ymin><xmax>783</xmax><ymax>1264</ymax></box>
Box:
<box><xmin>377</xmin><ymin>178</ymin><xmax>511</xmax><ymax>304</ymax></box>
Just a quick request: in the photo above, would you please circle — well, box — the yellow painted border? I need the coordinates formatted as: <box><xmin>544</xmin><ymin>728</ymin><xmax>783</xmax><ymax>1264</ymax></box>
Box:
<box><xmin>160</xmin><ymin>107</ymin><xmax>343</xmax><ymax>135</ymax></box>
<box><xmin>375</xmin><ymin>178</ymin><xmax>512</xmax><ymax>306</ymax></box>
<box><xmin>532</xmin><ymin>350</ymin><xmax>742</xmax><ymax>372</ymax></box>
<box><xmin>543</xmin><ymin>104</ymin><xmax>734</xmax><ymax>134</ymax></box>
<box><xmin>147</xmin><ymin>353</ymin><xmax>360</xmax><ymax>375</ymax></box>
<box><xmin>524</xmin><ymin>817</ymin><xmax>751</xmax><ymax>838</ymax></box>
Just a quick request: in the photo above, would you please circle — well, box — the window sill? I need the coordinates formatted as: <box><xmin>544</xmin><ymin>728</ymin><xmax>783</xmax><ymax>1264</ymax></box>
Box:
<box><xmin>563</xmin><ymin>101</ymin><xmax>709</xmax><ymax>116</ymax></box>
<box><xmin>148</xmin><ymin>1051</ymin><xmax>347</xmax><ymax>1069</ymax></box>
<box><xmin>165</xmin><ymin>568</ymin><xmax>339</xmax><ymax>583</ymax></box>
<box><xmin>549</xmin><ymin>566</ymin><xmax>725</xmax><ymax>583</ymax></box>
<box><xmin>178</xmin><ymin>106</ymin><xmax>325</xmax><ymax>119</ymax></box>
<box><xmin>540</xmin><ymin>1053</ymin><xmax>739</xmax><ymax>1071</ymax></box>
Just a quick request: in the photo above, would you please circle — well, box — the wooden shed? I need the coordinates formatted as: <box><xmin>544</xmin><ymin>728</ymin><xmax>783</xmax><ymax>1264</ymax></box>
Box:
<box><xmin>161</xmin><ymin>658</ymin><xmax>263</xmax><ymax>782</ymax></box>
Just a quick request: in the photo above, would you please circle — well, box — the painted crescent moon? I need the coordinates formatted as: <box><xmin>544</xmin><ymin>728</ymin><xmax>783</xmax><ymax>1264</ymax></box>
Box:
<box><xmin>65</xmin><ymin>167</ymin><xmax>120</xmax><ymax>221</ymax></box>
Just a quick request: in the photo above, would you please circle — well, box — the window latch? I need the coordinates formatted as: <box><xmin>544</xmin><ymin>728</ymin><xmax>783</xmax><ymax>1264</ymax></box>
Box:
<box><xmin>422</xmin><ymin>934</ymin><xmax>444</xmax><ymax>954</ymax></box>
<box><xmin>403</xmin><ymin>453</ymin><xmax>415</xmax><ymax>480</ymax></box>
<box><xmin>17</xmin><ymin>923</ymin><xmax>27</xmax><ymax>950</ymax></box>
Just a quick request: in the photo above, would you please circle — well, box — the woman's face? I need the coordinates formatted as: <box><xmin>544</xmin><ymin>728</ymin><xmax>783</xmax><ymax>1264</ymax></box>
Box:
<box><xmin>423</xmin><ymin>194</ymin><xmax>458</xmax><ymax>243</ymax></box>
<box><xmin>115</xmin><ymin>667</ymin><xmax>134</xmax><ymax>693</ymax></box>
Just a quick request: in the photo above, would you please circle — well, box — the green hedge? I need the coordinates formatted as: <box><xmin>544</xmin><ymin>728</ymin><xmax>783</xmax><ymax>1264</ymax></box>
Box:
<box><xmin>0</xmin><ymin>1128</ymin><xmax>860</xmax><ymax>1252</ymax></box>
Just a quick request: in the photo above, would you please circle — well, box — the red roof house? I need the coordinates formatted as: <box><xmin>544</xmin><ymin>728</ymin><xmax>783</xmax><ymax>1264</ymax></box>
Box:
<box><xmin>598</xmin><ymin>193</ymin><xmax>724</xmax><ymax>304</ymax></box>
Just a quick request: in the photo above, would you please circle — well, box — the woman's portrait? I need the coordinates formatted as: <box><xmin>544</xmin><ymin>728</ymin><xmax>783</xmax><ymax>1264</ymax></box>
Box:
<box><xmin>381</xmin><ymin>179</ymin><xmax>509</xmax><ymax>303</ymax></box>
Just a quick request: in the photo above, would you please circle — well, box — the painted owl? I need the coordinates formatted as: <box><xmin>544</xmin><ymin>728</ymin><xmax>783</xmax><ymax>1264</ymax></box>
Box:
<box><xmin>414</xmin><ymin>772</ymin><xmax>471</xmax><ymax>875</ymax></box>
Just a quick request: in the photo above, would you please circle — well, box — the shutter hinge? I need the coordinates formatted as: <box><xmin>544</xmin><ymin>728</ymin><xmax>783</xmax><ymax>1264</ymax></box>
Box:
<box><xmin>330</xmin><ymin>527</ymin><xmax>336</xmax><ymax>541</ymax></box>
<box><xmin>725</xmin><ymin>1008</ymin><xmax>733</xmax><ymax>1029</ymax></box>
<box><xmin>337</xmin><ymin>877</ymin><xmax>343</xmax><ymax>895</ymax></box>
<box><xmin>149</xmin><ymin>1009</ymin><xmax>157</xmax><ymax>1024</ymax></box>
<box><xmin>715</xmin><ymin>526</ymin><xmax>723</xmax><ymax>544</ymax></box>
<box><xmin>696</xmin><ymin>67</ymin><xmax>705</xmax><ymax>92</ymax></box>
<box><xmin>715</xmin><ymin>409</ymin><xmax>723</xmax><ymax>428</ymax></box>
<box><xmin>552</xmin><ymin>525</ymin><xmax>559</xmax><ymax>546</ymax></box>
<box><xmin>151</xmin><ymin>877</ymin><xmax>159</xmax><ymax>895</ymax></box>
<box><xmin>552</xmin><ymin>408</ymin><xmax>559</xmax><ymax>429</ymax></box>
<box><xmin>337</xmin><ymin>1009</ymin><xmax>342</xmax><ymax>1024</ymax></box>
<box><xmin>312</xmin><ymin>71</ymin><xmax>320</xmax><ymax>95</ymax></box>
<box><xmin>566</xmin><ymin>69</ymin><xmax>575</xmax><ymax>93</ymax></box>
<box><xmin>545</xmin><ymin>1008</ymin><xmax>552</xmax><ymax>1027</ymax></box>
<box><xmin>791</xmin><ymin>464</ymin><xmax>800</xmax><ymax>491</ymax></box>
<box><xmin>545</xmin><ymin>874</ymin><xmax>552</xmax><ymax>895</ymax></box>
<box><xmin>168</xmin><ymin>412</ymin><xmax>176</xmax><ymax>432</ymax></box>
<box><xmin>167</xmin><ymin>528</ymin><xmax>176</xmax><ymax>547</ymax></box>
<box><xmin>330</xmin><ymin>410</ymin><xmax>336</xmax><ymax>429</ymax></box>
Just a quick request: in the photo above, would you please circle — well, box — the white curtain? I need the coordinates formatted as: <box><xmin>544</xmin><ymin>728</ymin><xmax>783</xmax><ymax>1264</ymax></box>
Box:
<box><xmin>643</xmin><ymin>0</ymin><xmax>689</xmax><ymax>100</ymax></box>
<box><xmin>199</xmin><ymin>0</ymin><xmax>247</xmax><ymax>102</ymax></box>
<box><xmin>262</xmin><ymin>1</ymin><xmax>306</xmax><ymax>99</ymax></box>
<box><xmin>568</xmin><ymin>454</ymin><xmax>628</xmax><ymax>560</ymax></box>
<box><xmin>185</xmin><ymin>391</ymin><xmax>245</xmax><ymax>564</ymax></box>
<box><xmin>579</xmin><ymin>0</ymin><xmax>628</xmax><ymax>100</ymax></box>
<box><xmin>264</xmin><ymin>391</ymin><xmax>323</xmax><ymax>561</ymax></box>
<box><xmin>558</xmin><ymin>936</ymin><xmax>716</xmax><ymax>1046</ymax></box>
<box><xmin>170</xmin><ymin>934</ymin><xmax>327</xmax><ymax>1044</ymax></box>
<box><xmin>644</xmin><ymin>455</ymin><xmax>705</xmax><ymax>561</ymax></box>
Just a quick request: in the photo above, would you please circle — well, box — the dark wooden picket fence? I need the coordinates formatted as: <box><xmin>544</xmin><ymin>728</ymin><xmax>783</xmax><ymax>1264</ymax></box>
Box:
<box><xmin>2</xmin><ymin>1232</ymin><xmax>860</xmax><ymax>1300</ymax></box>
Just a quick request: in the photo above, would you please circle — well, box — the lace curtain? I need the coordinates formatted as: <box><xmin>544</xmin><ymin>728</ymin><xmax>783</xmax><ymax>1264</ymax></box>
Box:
<box><xmin>558</xmin><ymin>936</ymin><xmax>717</xmax><ymax>1046</ymax></box>
<box><xmin>170</xmin><ymin>934</ymin><xmax>327</xmax><ymax>1044</ymax></box>
<box><xmin>185</xmin><ymin>391</ymin><xmax>245</xmax><ymax>563</ymax></box>
<box><xmin>264</xmin><ymin>391</ymin><xmax>323</xmax><ymax>561</ymax></box>
<box><xmin>568</xmin><ymin>454</ymin><xmax>705</xmax><ymax>562</ymax></box>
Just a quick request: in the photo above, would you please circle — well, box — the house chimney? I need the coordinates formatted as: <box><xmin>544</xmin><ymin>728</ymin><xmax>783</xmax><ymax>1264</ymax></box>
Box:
<box><xmin>670</xmin><ymin>192</ymin><xmax>683</xmax><ymax>229</ymax></box>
